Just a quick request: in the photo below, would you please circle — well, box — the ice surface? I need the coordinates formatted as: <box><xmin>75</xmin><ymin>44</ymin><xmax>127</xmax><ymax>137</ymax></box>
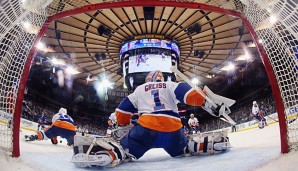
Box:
<box><xmin>1</xmin><ymin>123</ymin><xmax>297</xmax><ymax>171</ymax></box>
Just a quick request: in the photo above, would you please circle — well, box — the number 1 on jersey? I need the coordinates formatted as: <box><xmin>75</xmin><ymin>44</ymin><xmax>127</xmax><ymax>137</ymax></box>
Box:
<box><xmin>151</xmin><ymin>90</ymin><xmax>165</xmax><ymax>110</ymax></box>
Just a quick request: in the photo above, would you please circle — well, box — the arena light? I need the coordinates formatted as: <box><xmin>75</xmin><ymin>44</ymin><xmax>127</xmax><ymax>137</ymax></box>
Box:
<box><xmin>191</xmin><ymin>78</ymin><xmax>199</xmax><ymax>85</ymax></box>
<box><xmin>206</xmin><ymin>74</ymin><xmax>216</xmax><ymax>79</ymax></box>
<box><xmin>65</xmin><ymin>66</ymin><xmax>80</xmax><ymax>75</ymax></box>
<box><xmin>269</xmin><ymin>15</ymin><xmax>277</xmax><ymax>24</ymax></box>
<box><xmin>22</xmin><ymin>20</ymin><xmax>40</xmax><ymax>34</ymax></box>
<box><xmin>94</xmin><ymin>77</ymin><xmax>114</xmax><ymax>98</ymax></box>
<box><xmin>258</xmin><ymin>39</ymin><xmax>263</xmax><ymax>43</ymax></box>
<box><xmin>37</xmin><ymin>42</ymin><xmax>45</xmax><ymax>50</ymax></box>
<box><xmin>237</xmin><ymin>51</ymin><xmax>251</xmax><ymax>61</ymax></box>
<box><xmin>22</xmin><ymin>21</ymin><xmax>31</xmax><ymax>30</ymax></box>
<box><xmin>86</xmin><ymin>74</ymin><xmax>91</xmax><ymax>83</ymax></box>
<box><xmin>221</xmin><ymin>62</ymin><xmax>235</xmax><ymax>71</ymax></box>
<box><xmin>101</xmin><ymin>78</ymin><xmax>114</xmax><ymax>89</ymax></box>
<box><xmin>227</xmin><ymin>63</ymin><xmax>235</xmax><ymax>71</ymax></box>
<box><xmin>51</xmin><ymin>58</ymin><xmax>65</xmax><ymax>66</ymax></box>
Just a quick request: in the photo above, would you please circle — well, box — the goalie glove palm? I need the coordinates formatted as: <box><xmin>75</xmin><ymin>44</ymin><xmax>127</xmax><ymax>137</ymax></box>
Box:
<box><xmin>202</xmin><ymin>86</ymin><xmax>235</xmax><ymax>117</ymax></box>
<box><xmin>203</xmin><ymin>100</ymin><xmax>222</xmax><ymax>117</ymax></box>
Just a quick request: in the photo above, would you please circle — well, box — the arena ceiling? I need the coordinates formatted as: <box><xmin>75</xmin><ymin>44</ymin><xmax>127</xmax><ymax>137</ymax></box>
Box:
<box><xmin>37</xmin><ymin>3</ymin><xmax>258</xmax><ymax>88</ymax></box>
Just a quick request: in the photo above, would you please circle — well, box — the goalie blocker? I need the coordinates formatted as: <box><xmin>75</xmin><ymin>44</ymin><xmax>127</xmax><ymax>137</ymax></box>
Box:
<box><xmin>170</xmin><ymin>66</ymin><xmax>236</xmax><ymax>125</ymax></box>
<box><xmin>72</xmin><ymin>130</ymin><xmax>231</xmax><ymax>167</ymax></box>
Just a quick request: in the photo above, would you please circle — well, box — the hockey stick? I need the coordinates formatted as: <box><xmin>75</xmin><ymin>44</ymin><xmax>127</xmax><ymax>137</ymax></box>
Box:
<box><xmin>266</xmin><ymin>115</ymin><xmax>278</xmax><ymax>122</ymax></box>
<box><xmin>111</xmin><ymin>124</ymin><xmax>133</xmax><ymax>141</ymax></box>
<box><xmin>86</xmin><ymin>138</ymin><xmax>97</xmax><ymax>155</ymax></box>
<box><xmin>170</xmin><ymin>66</ymin><xmax>236</xmax><ymax>125</ymax></box>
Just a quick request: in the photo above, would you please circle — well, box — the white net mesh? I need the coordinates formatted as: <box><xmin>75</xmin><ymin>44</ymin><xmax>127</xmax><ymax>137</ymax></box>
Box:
<box><xmin>0</xmin><ymin>0</ymin><xmax>47</xmax><ymax>155</ymax></box>
<box><xmin>0</xmin><ymin>0</ymin><xmax>297</xmax><ymax>156</ymax></box>
<box><xmin>244</xmin><ymin>0</ymin><xmax>298</xmax><ymax>150</ymax></box>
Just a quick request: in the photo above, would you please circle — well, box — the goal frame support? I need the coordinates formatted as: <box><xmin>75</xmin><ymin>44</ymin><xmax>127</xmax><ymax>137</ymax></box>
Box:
<box><xmin>12</xmin><ymin>0</ymin><xmax>289</xmax><ymax>157</ymax></box>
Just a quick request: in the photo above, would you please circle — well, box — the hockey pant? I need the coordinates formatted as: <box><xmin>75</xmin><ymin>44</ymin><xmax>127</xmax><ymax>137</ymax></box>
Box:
<box><xmin>121</xmin><ymin>124</ymin><xmax>230</xmax><ymax>159</ymax></box>
<box><xmin>37</xmin><ymin>125</ymin><xmax>76</xmax><ymax>145</ymax></box>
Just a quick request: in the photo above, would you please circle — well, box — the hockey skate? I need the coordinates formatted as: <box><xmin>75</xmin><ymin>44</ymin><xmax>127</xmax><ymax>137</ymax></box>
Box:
<box><xmin>72</xmin><ymin>135</ymin><xmax>126</xmax><ymax>168</ymax></box>
<box><xmin>24</xmin><ymin>135</ymin><xmax>38</xmax><ymax>141</ymax></box>
<box><xmin>187</xmin><ymin>130</ymin><xmax>231</xmax><ymax>155</ymax></box>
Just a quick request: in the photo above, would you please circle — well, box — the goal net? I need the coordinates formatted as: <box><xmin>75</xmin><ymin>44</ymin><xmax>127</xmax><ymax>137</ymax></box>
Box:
<box><xmin>0</xmin><ymin>0</ymin><xmax>296</xmax><ymax>157</ymax></box>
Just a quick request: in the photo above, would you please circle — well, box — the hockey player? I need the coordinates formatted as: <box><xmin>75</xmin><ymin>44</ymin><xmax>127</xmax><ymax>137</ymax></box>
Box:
<box><xmin>136</xmin><ymin>53</ymin><xmax>142</xmax><ymax>66</ymax></box>
<box><xmin>72</xmin><ymin>70</ymin><xmax>232</xmax><ymax>167</ymax></box>
<box><xmin>161</xmin><ymin>52</ymin><xmax>166</xmax><ymax>61</ymax></box>
<box><xmin>37</xmin><ymin>112</ymin><xmax>47</xmax><ymax>131</ymax></box>
<box><xmin>106</xmin><ymin>112</ymin><xmax>117</xmax><ymax>137</ymax></box>
<box><xmin>7</xmin><ymin>118</ymin><xmax>12</xmax><ymax>129</ymax></box>
<box><xmin>252</xmin><ymin>101</ymin><xmax>267</xmax><ymax>129</ymax></box>
<box><xmin>25</xmin><ymin>108</ymin><xmax>76</xmax><ymax>146</ymax></box>
<box><xmin>188</xmin><ymin>113</ymin><xmax>199</xmax><ymax>134</ymax></box>
<box><xmin>183</xmin><ymin>125</ymin><xmax>189</xmax><ymax>135</ymax></box>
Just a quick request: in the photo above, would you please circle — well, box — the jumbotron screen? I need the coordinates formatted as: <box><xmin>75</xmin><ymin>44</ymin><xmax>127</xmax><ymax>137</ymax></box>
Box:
<box><xmin>128</xmin><ymin>53</ymin><xmax>172</xmax><ymax>73</ymax></box>
<box><xmin>120</xmin><ymin>38</ymin><xmax>180</xmax><ymax>57</ymax></box>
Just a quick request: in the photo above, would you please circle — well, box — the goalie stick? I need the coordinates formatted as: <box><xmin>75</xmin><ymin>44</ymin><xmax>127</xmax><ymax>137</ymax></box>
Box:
<box><xmin>170</xmin><ymin>66</ymin><xmax>236</xmax><ymax>125</ymax></box>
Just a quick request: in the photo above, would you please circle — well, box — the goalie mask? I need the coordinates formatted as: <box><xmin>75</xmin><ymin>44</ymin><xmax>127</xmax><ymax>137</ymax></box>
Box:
<box><xmin>145</xmin><ymin>70</ymin><xmax>164</xmax><ymax>82</ymax></box>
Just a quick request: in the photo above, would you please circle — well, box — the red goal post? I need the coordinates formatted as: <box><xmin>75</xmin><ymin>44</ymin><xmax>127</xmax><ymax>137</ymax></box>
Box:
<box><xmin>0</xmin><ymin>0</ymin><xmax>296</xmax><ymax>157</ymax></box>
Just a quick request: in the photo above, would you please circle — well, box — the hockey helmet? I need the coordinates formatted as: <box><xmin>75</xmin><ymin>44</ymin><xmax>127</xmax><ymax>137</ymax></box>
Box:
<box><xmin>59</xmin><ymin>108</ymin><xmax>67</xmax><ymax>114</ymax></box>
<box><xmin>145</xmin><ymin>70</ymin><xmax>164</xmax><ymax>82</ymax></box>
<box><xmin>253</xmin><ymin>101</ymin><xmax>257</xmax><ymax>105</ymax></box>
<box><xmin>190</xmin><ymin>113</ymin><xmax>194</xmax><ymax>117</ymax></box>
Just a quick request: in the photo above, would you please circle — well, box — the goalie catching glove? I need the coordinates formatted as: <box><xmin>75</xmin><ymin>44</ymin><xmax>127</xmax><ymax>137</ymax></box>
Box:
<box><xmin>202</xmin><ymin>86</ymin><xmax>235</xmax><ymax>117</ymax></box>
<box><xmin>72</xmin><ymin>135</ymin><xmax>126</xmax><ymax>167</ymax></box>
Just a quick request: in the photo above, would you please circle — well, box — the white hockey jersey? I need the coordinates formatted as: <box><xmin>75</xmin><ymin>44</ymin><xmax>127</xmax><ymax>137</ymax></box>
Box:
<box><xmin>188</xmin><ymin>117</ymin><xmax>199</xmax><ymax>127</ymax></box>
<box><xmin>116</xmin><ymin>81</ymin><xmax>206</xmax><ymax>132</ymax></box>
<box><xmin>252</xmin><ymin>105</ymin><xmax>260</xmax><ymax>115</ymax></box>
<box><xmin>51</xmin><ymin>112</ymin><xmax>75</xmax><ymax>131</ymax></box>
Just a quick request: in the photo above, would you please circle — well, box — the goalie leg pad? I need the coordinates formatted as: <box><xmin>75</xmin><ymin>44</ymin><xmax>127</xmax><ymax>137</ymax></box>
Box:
<box><xmin>72</xmin><ymin>135</ymin><xmax>126</xmax><ymax>167</ymax></box>
<box><xmin>186</xmin><ymin>131</ymin><xmax>231</xmax><ymax>155</ymax></box>
<box><xmin>72</xmin><ymin>151</ymin><xmax>113</xmax><ymax>167</ymax></box>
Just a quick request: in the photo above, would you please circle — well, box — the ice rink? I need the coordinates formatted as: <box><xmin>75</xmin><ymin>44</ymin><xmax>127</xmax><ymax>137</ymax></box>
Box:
<box><xmin>129</xmin><ymin>55</ymin><xmax>172</xmax><ymax>73</ymax></box>
<box><xmin>1</xmin><ymin>122</ymin><xmax>298</xmax><ymax>171</ymax></box>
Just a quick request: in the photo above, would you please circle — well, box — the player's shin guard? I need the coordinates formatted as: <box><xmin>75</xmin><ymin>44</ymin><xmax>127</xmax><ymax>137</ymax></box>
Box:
<box><xmin>72</xmin><ymin>135</ymin><xmax>126</xmax><ymax>167</ymax></box>
<box><xmin>185</xmin><ymin>131</ymin><xmax>230</xmax><ymax>155</ymax></box>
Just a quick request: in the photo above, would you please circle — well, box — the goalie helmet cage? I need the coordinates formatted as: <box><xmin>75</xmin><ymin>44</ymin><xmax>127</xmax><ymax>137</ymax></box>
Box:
<box><xmin>0</xmin><ymin>0</ymin><xmax>296</xmax><ymax>157</ymax></box>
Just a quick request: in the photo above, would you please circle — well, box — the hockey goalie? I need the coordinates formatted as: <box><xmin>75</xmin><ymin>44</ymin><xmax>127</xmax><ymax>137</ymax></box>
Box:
<box><xmin>72</xmin><ymin>71</ymin><xmax>234</xmax><ymax>167</ymax></box>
